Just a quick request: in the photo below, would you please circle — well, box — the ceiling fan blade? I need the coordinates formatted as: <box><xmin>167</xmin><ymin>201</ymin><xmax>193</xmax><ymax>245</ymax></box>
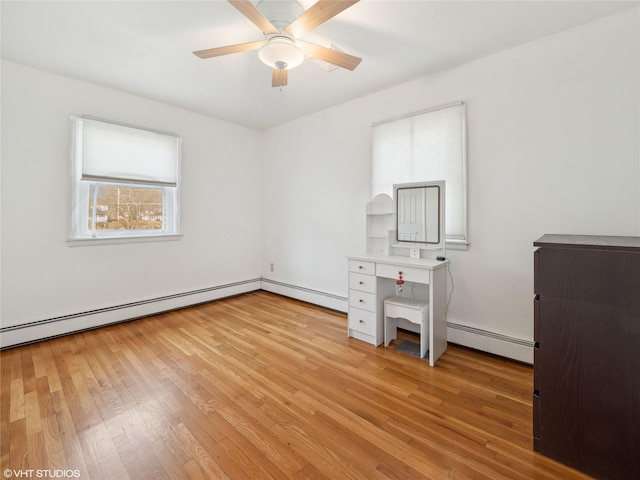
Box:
<box><xmin>193</xmin><ymin>40</ymin><xmax>266</xmax><ymax>59</ymax></box>
<box><xmin>284</xmin><ymin>0</ymin><xmax>359</xmax><ymax>38</ymax></box>
<box><xmin>297</xmin><ymin>41</ymin><xmax>362</xmax><ymax>70</ymax></box>
<box><xmin>272</xmin><ymin>68</ymin><xmax>288</xmax><ymax>87</ymax></box>
<box><xmin>228</xmin><ymin>0</ymin><xmax>279</xmax><ymax>35</ymax></box>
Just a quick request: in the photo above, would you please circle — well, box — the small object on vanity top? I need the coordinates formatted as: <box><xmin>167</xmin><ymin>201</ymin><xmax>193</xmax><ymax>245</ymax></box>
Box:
<box><xmin>436</xmin><ymin>256</ymin><xmax>446</xmax><ymax>261</ymax></box>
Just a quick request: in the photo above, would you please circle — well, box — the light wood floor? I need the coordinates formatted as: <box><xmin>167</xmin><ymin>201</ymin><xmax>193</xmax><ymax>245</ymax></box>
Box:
<box><xmin>1</xmin><ymin>291</ymin><xmax>591</xmax><ymax>480</ymax></box>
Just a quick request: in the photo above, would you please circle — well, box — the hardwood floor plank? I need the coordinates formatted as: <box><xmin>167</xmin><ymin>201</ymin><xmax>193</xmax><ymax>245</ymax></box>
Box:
<box><xmin>112</xmin><ymin>431</ymin><xmax>147</xmax><ymax>480</ymax></box>
<box><xmin>35</xmin><ymin>377</ymin><xmax>55</xmax><ymax>419</ymax></box>
<box><xmin>8</xmin><ymin>418</ymin><xmax>28</xmax><ymax>472</ymax></box>
<box><xmin>20</xmin><ymin>349</ymin><xmax>37</xmax><ymax>395</ymax></box>
<box><xmin>150</xmin><ymin>436</ymin><xmax>192</xmax><ymax>480</ymax></box>
<box><xmin>181</xmin><ymin>457</ymin><xmax>208</xmax><ymax>480</ymax></box>
<box><xmin>215</xmin><ymin>436</ymin><xmax>284</xmax><ymax>480</ymax></box>
<box><xmin>49</xmin><ymin>390</ymin><xmax>90</xmax><ymax>477</ymax></box>
<box><xmin>1</xmin><ymin>291</ymin><xmax>594</xmax><ymax>479</ymax></box>
<box><xmin>1</xmin><ymin>349</ymin><xmax>13</xmax><ymax>467</ymax></box>
<box><xmin>31</xmin><ymin>352</ymin><xmax>47</xmax><ymax>379</ymax></box>
<box><xmin>41</xmin><ymin>414</ymin><xmax>67</xmax><ymax>470</ymax></box>
<box><xmin>39</xmin><ymin>343</ymin><xmax>63</xmax><ymax>393</ymax></box>
<box><xmin>76</xmin><ymin>421</ymin><xmax>129</xmax><ymax>480</ymax></box>
<box><xmin>9</xmin><ymin>378</ymin><xmax>25</xmax><ymax>423</ymax></box>
<box><xmin>26</xmin><ymin>431</ymin><xmax>46</xmax><ymax>472</ymax></box>
<box><xmin>145</xmin><ymin>401</ymin><xmax>193</xmax><ymax>468</ymax></box>
<box><xmin>24</xmin><ymin>390</ymin><xmax>42</xmax><ymax>437</ymax></box>
<box><xmin>171</xmin><ymin>422</ymin><xmax>231</xmax><ymax>480</ymax></box>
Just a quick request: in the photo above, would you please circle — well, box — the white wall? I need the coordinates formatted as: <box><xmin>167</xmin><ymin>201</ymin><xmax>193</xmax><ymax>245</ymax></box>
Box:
<box><xmin>1</xmin><ymin>61</ymin><xmax>264</xmax><ymax>346</ymax></box>
<box><xmin>2</xmin><ymin>9</ymin><xmax>638</xmax><ymax>360</ymax></box>
<box><xmin>262</xmin><ymin>9</ymin><xmax>640</xmax><ymax>361</ymax></box>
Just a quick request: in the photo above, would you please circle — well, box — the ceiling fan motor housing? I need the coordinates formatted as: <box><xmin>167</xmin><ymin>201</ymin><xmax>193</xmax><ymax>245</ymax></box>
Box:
<box><xmin>256</xmin><ymin>0</ymin><xmax>305</xmax><ymax>30</ymax></box>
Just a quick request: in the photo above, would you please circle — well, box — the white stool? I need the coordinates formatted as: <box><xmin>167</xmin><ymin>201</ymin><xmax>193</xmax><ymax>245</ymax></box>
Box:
<box><xmin>384</xmin><ymin>296</ymin><xmax>430</xmax><ymax>359</ymax></box>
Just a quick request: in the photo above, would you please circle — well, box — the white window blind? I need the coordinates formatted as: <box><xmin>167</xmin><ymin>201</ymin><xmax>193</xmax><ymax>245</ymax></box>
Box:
<box><xmin>77</xmin><ymin>116</ymin><xmax>179</xmax><ymax>186</ymax></box>
<box><xmin>69</xmin><ymin>116</ymin><xmax>181</xmax><ymax>243</ymax></box>
<box><xmin>371</xmin><ymin>102</ymin><xmax>467</xmax><ymax>243</ymax></box>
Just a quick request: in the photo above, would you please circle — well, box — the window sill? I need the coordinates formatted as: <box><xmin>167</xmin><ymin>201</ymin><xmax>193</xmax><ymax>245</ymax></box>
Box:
<box><xmin>68</xmin><ymin>233</ymin><xmax>182</xmax><ymax>247</ymax></box>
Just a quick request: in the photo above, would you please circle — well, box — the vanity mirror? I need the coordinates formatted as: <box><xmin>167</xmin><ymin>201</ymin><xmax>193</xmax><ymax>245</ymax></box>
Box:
<box><xmin>393</xmin><ymin>181</ymin><xmax>445</xmax><ymax>249</ymax></box>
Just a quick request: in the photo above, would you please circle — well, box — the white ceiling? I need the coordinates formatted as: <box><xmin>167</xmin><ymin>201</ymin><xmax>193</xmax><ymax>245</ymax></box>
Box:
<box><xmin>2</xmin><ymin>1</ymin><xmax>637</xmax><ymax>130</ymax></box>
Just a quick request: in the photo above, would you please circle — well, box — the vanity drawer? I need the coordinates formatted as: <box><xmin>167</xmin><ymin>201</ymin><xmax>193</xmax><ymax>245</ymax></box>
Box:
<box><xmin>348</xmin><ymin>290</ymin><xmax>376</xmax><ymax>312</ymax></box>
<box><xmin>348</xmin><ymin>259</ymin><xmax>375</xmax><ymax>275</ymax></box>
<box><xmin>349</xmin><ymin>272</ymin><xmax>376</xmax><ymax>293</ymax></box>
<box><xmin>376</xmin><ymin>263</ymin><xmax>430</xmax><ymax>284</ymax></box>
<box><xmin>348</xmin><ymin>307</ymin><xmax>377</xmax><ymax>336</ymax></box>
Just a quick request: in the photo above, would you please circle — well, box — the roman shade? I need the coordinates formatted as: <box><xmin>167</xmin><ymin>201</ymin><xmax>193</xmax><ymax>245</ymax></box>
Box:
<box><xmin>75</xmin><ymin>116</ymin><xmax>179</xmax><ymax>187</ymax></box>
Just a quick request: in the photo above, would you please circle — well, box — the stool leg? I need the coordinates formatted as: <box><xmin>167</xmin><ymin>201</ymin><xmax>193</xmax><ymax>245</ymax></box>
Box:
<box><xmin>384</xmin><ymin>306</ymin><xmax>397</xmax><ymax>347</ymax></box>
<box><xmin>420</xmin><ymin>312</ymin><xmax>428</xmax><ymax>359</ymax></box>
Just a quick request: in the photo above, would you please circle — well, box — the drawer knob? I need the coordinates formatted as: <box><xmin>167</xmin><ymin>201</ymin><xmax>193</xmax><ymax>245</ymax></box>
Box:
<box><xmin>358</xmin><ymin>281</ymin><xmax>365</xmax><ymax>285</ymax></box>
<box><xmin>358</xmin><ymin>265</ymin><xmax>364</xmax><ymax>270</ymax></box>
<box><xmin>359</xmin><ymin>319</ymin><xmax>364</xmax><ymax>324</ymax></box>
<box><xmin>359</xmin><ymin>299</ymin><xmax>364</xmax><ymax>303</ymax></box>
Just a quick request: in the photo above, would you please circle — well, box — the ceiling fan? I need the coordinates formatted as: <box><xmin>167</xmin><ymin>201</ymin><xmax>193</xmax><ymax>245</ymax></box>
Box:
<box><xmin>193</xmin><ymin>0</ymin><xmax>362</xmax><ymax>87</ymax></box>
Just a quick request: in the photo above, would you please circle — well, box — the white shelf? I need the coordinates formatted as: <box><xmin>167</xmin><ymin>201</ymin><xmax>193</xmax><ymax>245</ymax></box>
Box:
<box><xmin>366</xmin><ymin>194</ymin><xmax>393</xmax><ymax>255</ymax></box>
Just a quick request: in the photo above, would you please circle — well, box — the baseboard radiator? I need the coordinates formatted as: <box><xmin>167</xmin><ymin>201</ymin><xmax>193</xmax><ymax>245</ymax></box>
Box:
<box><xmin>1</xmin><ymin>278</ymin><xmax>534</xmax><ymax>364</ymax></box>
<box><xmin>0</xmin><ymin>279</ymin><xmax>261</xmax><ymax>349</ymax></box>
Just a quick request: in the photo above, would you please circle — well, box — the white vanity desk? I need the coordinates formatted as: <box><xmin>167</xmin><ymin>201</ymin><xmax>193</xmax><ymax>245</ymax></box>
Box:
<box><xmin>347</xmin><ymin>254</ymin><xmax>449</xmax><ymax>366</ymax></box>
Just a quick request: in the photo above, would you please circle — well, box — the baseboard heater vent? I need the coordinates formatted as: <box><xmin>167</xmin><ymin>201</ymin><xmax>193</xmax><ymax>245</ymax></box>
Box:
<box><xmin>261</xmin><ymin>278</ymin><xmax>347</xmax><ymax>303</ymax></box>
<box><xmin>260</xmin><ymin>278</ymin><xmax>348</xmax><ymax>312</ymax></box>
<box><xmin>0</xmin><ymin>277</ymin><xmax>261</xmax><ymax>333</ymax></box>
<box><xmin>448</xmin><ymin>321</ymin><xmax>535</xmax><ymax>348</ymax></box>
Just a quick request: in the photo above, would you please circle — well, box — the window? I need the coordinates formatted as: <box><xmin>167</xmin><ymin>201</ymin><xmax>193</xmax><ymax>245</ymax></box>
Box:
<box><xmin>371</xmin><ymin>102</ymin><xmax>467</xmax><ymax>245</ymax></box>
<box><xmin>70</xmin><ymin>116</ymin><xmax>181</xmax><ymax>243</ymax></box>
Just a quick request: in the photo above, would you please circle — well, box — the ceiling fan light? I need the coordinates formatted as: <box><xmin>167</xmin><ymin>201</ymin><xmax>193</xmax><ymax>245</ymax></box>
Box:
<box><xmin>258</xmin><ymin>36</ymin><xmax>304</xmax><ymax>70</ymax></box>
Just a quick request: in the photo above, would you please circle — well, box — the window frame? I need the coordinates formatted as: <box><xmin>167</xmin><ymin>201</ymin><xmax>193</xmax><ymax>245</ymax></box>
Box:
<box><xmin>69</xmin><ymin>116</ymin><xmax>182</xmax><ymax>246</ymax></box>
<box><xmin>371</xmin><ymin>101</ymin><xmax>468</xmax><ymax>248</ymax></box>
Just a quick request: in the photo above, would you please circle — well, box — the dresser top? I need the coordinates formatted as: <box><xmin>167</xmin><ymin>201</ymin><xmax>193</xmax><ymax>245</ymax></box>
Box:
<box><xmin>534</xmin><ymin>234</ymin><xmax>640</xmax><ymax>252</ymax></box>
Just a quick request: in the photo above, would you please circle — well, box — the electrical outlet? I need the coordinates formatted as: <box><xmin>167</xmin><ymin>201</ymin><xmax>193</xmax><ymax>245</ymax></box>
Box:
<box><xmin>270</xmin><ymin>263</ymin><xmax>274</xmax><ymax>272</ymax></box>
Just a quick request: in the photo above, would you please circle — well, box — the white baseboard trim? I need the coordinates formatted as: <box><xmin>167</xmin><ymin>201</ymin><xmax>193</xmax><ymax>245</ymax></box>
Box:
<box><xmin>260</xmin><ymin>279</ymin><xmax>348</xmax><ymax>312</ymax></box>
<box><xmin>447</xmin><ymin>322</ymin><xmax>534</xmax><ymax>364</ymax></box>
<box><xmin>0</xmin><ymin>279</ymin><xmax>261</xmax><ymax>349</ymax></box>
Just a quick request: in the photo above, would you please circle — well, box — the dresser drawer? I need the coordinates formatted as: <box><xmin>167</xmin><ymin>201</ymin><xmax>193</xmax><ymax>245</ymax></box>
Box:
<box><xmin>349</xmin><ymin>272</ymin><xmax>376</xmax><ymax>293</ymax></box>
<box><xmin>348</xmin><ymin>307</ymin><xmax>377</xmax><ymax>336</ymax></box>
<box><xmin>348</xmin><ymin>259</ymin><xmax>375</xmax><ymax>275</ymax></box>
<box><xmin>376</xmin><ymin>263</ymin><xmax>430</xmax><ymax>284</ymax></box>
<box><xmin>348</xmin><ymin>290</ymin><xmax>376</xmax><ymax>312</ymax></box>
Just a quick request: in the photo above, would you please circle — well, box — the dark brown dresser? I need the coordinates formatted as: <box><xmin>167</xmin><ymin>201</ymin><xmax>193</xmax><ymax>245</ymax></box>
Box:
<box><xmin>533</xmin><ymin>234</ymin><xmax>640</xmax><ymax>480</ymax></box>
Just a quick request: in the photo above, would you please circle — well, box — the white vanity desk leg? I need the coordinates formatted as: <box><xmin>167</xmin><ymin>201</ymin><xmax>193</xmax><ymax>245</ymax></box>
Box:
<box><xmin>429</xmin><ymin>265</ymin><xmax>449</xmax><ymax>367</ymax></box>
